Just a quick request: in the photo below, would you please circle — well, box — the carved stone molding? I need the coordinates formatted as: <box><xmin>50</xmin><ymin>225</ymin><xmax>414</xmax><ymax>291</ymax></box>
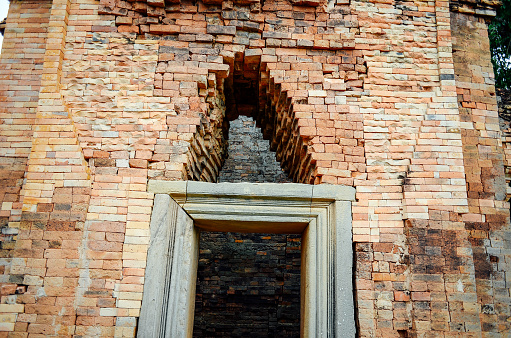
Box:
<box><xmin>139</xmin><ymin>181</ymin><xmax>356</xmax><ymax>337</ymax></box>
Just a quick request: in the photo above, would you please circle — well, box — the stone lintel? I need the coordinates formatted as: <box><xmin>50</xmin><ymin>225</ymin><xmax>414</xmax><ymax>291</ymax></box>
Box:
<box><xmin>147</xmin><ymin>180</ymin><xmax>356</xmax><ymax>203</ymax></box>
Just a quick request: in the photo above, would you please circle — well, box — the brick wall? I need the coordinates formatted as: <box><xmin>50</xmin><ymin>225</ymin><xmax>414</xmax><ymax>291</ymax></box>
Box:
<box><xmin>0</xmin><ymin>1</ymin><xmax>53</xmax><ymax>329</ymax></box>
<box><xmin>0</xmin><ymin>0</ymin><xmax>51</xmax><ymax>158</ymax></box>
<box><xmin>451</xmin><ymin>11</ymin><xmax>511</xmax><ymax>334</ymax></box>
<box><xmin>196</xmin><ymin>117</ymin><xmax>299</xmax><ymax>335</ymax></box>
<box><xmin>0</xmin><ymin>0</ymin><xmax>508</xmax><ymax>335</ymax></box>
<box><xmin>194</xmin><ymin>232</ymin><xmax>301</xmax><ymax>337</ymax></box>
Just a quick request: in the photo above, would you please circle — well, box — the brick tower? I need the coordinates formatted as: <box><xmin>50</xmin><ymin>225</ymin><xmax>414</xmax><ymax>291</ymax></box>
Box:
<box><xmin>0</xmin><ymin>0</ymin><xmax>509</xmax><ymax>335</ymax></box>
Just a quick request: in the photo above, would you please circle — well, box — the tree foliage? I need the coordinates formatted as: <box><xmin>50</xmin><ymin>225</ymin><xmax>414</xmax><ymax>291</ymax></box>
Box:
<box><xmin>489</xmin><ymin>0</ymin><xmax>511</xmax><ymax>89</ymax></box>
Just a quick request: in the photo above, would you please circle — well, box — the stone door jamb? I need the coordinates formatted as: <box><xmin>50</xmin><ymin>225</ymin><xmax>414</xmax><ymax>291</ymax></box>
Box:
<box><xmin>138</xmin><ymin>181</ymin><xmax>356</xmax><ymax>337</ymax></box>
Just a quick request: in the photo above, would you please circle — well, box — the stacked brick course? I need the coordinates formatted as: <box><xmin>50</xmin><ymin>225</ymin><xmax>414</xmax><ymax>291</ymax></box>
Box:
<box><xmin>0</xmin><ymin>0</ymin><xmax>509</xmax><ymax>335</ymax></box>
<box><xmin>451</xmin><ymin>11</ymin><xmax>510</xmax><ymax>334</ymax></box>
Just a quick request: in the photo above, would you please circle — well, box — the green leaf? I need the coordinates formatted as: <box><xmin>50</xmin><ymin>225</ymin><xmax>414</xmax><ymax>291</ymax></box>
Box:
<box><xmin>489</xmin><ymin>0</ymin><xmax>511</xmax><ymax>89</ymax></box>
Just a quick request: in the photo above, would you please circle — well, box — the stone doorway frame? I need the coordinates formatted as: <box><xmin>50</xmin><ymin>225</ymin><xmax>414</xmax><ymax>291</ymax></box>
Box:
<box><xmin>138</xmin><ymin>181</ymin><xmax>356</xmax><ymax>337</ymax></box>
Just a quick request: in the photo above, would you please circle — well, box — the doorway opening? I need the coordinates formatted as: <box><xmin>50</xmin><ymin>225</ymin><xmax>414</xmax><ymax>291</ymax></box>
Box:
<box><xmin>193</xmin><ymin>232</ymin><xmax>301</xmax><ymax>337</ymax></box>
<box><xmin>139</xmin><ymin>181</ymin><xmax>356</xmax><ymax>337</ymax></box>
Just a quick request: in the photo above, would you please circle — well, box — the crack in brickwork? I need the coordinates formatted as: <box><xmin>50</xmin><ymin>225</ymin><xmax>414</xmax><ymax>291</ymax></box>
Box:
<box><xmin>499</xmin><ymin>89</ymin><xmax>511</xmax><ymax>206</ymax></box>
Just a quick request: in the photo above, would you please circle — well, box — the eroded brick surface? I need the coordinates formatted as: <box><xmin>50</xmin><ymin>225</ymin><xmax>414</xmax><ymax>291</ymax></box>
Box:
<box><xmin>452</xmin><ymin>11</ymin><xmax>511</xmax><ymax>334</ymax></box>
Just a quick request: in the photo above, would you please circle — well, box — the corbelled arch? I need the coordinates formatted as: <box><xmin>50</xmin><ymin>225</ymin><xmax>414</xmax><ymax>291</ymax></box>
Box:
<box><xmin>74</xmin><ymin>3</ymin><xmax>367</xmax><ymax>336</ymax></box>
<box><xmin>259</xmin><ymin>74</ymin><xmax>316</xmax><ymax>183</ymax></box>
<box><xmin>182</xmin><ymin>50</ymin><xmax>320</xmax><ymax>184</ymax></box>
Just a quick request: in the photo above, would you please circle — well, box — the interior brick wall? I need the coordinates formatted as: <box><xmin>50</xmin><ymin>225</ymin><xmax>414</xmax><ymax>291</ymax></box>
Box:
<box><xmin>195</xmin><ymin>118</ymin><xmax>299</xmax><ymax>336</ymax></box>
<box><xmin>194</xmin><ymin>232</ymin><xmax>301</xmax><ymax>337</ymax></box>
<box><xmin>218</xmin><ymin>115</ymin><xmax>291</xmax><ymax>183</ymax></box>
